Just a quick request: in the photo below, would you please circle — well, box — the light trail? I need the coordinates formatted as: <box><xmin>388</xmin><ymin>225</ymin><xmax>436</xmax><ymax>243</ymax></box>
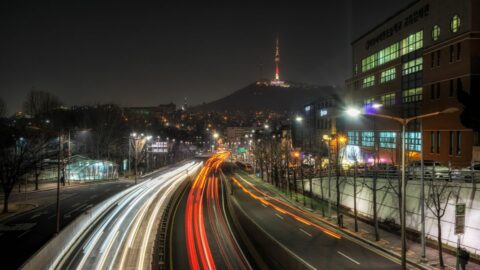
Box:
<box><xmin>232</xmin><ymin>175</ymin><xmax>342</xmax><ymax>239</ymax></box>
<box><xmin>184</xmin><ymin>152</ymin><xmax>251</xmax><ymax>270</ymax></box>
<box><xmin>57</xmin><ymin>161</ymin><xmax>202</xmax><ymax>270</ymax></box>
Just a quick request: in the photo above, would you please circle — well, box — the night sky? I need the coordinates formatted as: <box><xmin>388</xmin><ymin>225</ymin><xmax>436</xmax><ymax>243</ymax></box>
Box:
<box><xmin>1</xmin><ymin>1</ymin><xmax>411</xmax><ymax>114</ymax></box>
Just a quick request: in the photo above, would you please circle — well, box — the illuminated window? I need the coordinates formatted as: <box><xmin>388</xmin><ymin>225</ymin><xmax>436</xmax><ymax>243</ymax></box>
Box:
<box><xmin>361</xmin><ymin>43</ymin><xmax>399</xmax><ymax>72</ymax></box>
<box><xmin>406</xmin><ymin>132</ymin><xmax>421</xmax><ymax>151</ymax></box>
<box><xmin>379</xmin><ymin>132</ymin><xmax>396</xmax><ymax>148</ymax></box>
<box><xmin>361</xmin><ymin>55</ymin><xmax>377</xmax><ymax>73</ymax></box>
<box><xmin>380</xmin><ymin>93</ymin><xmax>396</xmax><ymax>107</ymax></box>
<box><xmin>347</xmin><ymin>131</ymin><xmax>360</xmax><ymax>145</ymax></box>
<box><xmin>380</xmin><ymin>67</ymin><xmax>396</xmax><ymax>83</ymax></box>
<box><xmin>451</xmin><ymin>15</ymin><xmax>460</xmax><ymax>33</ymax></box>
<box><xmin>401</xmin><ymin>31</ymin><xmax>423</xmax><ymax>55</ymax></box>
<box><xmin>378</xmin><ymin>43</ymin><xmax>400</xmax><ymax>65</ymax></box>
<box><xmin>402</xmin><ymin>87</ymin><xmax>422</xmax><ymax>103</ymax></box>
<box><xmin>361</xmin><ymin>131</ymin><xmax>374</xmax><ymax>147</ymax></box>
<box><xmin>432</xmin><ymin>25</ymin><xmax>440</xmax><ymax>41</ymax></box>
<box><xmin>362</xmin><ymin>75</ymin><xmax>375</xmax><ymax>88</ymax></box>
<box><xmin>402</xmin><ymin>57</ymin><xmax>423</xmax><ymax>75</ymax></box>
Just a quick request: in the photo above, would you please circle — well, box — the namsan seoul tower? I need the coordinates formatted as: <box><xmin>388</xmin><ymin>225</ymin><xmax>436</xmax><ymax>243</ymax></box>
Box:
<box><xmin>274</xmin><ymin>36</ymin><xmax>280</xmax><ymax>81</ymax></box>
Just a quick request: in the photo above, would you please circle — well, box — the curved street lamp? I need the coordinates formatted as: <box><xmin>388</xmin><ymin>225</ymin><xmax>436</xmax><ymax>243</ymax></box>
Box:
<box><xmin>346</xmin><ymin>106</ymin><xmax>459</xmax><ymax>269</ymax></box>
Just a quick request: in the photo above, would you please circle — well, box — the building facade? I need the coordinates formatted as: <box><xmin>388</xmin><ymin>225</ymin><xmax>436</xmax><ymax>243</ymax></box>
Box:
<box><xmin>345</xmin><ymin>0</ymin><xmax>480</xmax><ymax>167</ymax></box>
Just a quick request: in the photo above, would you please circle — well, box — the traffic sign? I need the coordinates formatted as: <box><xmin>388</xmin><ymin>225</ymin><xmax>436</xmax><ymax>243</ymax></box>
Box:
<box><xmin>455</xmin><ymin>203</ymin><xmax>466</xmax><ymax>235</ymax></box>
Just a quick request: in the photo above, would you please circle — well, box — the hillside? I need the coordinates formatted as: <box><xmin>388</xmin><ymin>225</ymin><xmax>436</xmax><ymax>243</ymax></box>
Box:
<box><xmin>193</xmin><ymin>81</ymin><xmax>338</xmax><ymax>112</ymax></box>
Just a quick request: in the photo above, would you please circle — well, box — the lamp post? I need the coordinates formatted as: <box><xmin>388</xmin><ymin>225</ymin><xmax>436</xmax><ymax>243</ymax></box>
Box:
<box><xmin>346</xmin><ymin>106</ymin><xmax>459</xmax><ymax>269</ymax></box>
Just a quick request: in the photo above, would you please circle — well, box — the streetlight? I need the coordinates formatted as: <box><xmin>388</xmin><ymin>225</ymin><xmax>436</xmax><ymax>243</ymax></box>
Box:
<box><xmin>346</xmin><ymin>106</ymin><xmax>459</xmax><ymax>269</ymax></box>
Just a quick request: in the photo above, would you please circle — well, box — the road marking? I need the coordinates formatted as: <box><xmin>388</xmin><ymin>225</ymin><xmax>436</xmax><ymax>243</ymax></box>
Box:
<box><xmin>299</xmin><ymin>228</ymin><xmax>312</xmax><ymax>237</ymax></box>
<box><xmin>17</xmin><ymin>229</ymin><xmax>31</xmax><ymax>238</ymax></box>
<box><xmin>337</xmin><ymin>251</ymin><xmax>360</xmax><ymax>265</ymax></box>
<box><xmin>275</xmin><ymin>213</ymin><xmax>284</xmax><ymax>220</ymax></box>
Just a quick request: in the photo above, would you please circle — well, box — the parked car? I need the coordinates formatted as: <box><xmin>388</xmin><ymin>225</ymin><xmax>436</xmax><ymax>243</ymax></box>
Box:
<box><xmin>408</xmin><ymin>160</ymin><xmax>450</xmax><ymax>180</ymax></box>
<box><xmin>452</xmin><ymin>163</ymin><xmax>480</xmax><ymax>182</ymax></box>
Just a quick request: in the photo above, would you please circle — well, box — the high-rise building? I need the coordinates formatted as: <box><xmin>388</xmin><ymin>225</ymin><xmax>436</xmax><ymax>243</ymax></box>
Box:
<box><xmin>345</xmin><ymin>0</ymin><xmax>480</xmax><ymax>166</ymax></box>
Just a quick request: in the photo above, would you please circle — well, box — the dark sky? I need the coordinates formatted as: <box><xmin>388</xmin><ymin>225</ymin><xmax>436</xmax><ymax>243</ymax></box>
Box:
<box><xmin>1</xmin><ymin>1</ymin><xmax>411</xmax><ymax>114</ymax></box>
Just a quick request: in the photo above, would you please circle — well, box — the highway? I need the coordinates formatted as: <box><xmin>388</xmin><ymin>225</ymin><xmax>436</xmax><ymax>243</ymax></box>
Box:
<box><xmin>0</xmin><ymin>179</ymin><xmax>133</xmax><ymax>269</ymax></box>
<box><xmin>229</xmin><ymin>171</ymin><xmax>402</xmax><ymax>270</ymax></box>
<box><xmin>54</xmin><ymin>161</ymin><xmax>202</xmax><ymax>269</ymax></box>
<box><xmin>170</xmin><ymin>153</ymin><xmax>252</xmax><ymax>270</ymax></box>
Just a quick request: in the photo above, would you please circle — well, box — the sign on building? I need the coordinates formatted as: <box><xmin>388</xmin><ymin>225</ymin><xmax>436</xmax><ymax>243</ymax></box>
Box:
<box><xmin>455</xmin><ymin>203</ymin><xmax>466</xmax><ymax>235</ymax></box>
<box><xmin>150</xmin><ymin>141</ymin><xmax>169</xmax><ymax>153</ymax></box>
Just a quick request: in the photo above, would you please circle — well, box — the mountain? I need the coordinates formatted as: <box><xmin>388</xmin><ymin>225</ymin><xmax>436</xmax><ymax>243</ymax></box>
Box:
<box><xmin>193</xmin><ymin>80</ymin><xmax>339</xmax><ymax>112</ymax></box>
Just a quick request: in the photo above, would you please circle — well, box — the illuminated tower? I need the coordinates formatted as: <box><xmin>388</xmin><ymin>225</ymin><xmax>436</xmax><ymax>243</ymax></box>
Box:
<box><xmin>274</xmin><ymin>36</ymin><xmax>280</xmax><ymax>81</ymax></box>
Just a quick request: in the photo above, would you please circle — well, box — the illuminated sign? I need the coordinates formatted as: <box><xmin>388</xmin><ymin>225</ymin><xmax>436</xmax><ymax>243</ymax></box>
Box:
<box><xmin>320</xmin><ymin>109</ymin><xmax>328</xmax><ymax>117</ymax></box>
<box><xmin>150</xmin><ymin>141</ymin><xmax>169</xmax><ymax>153</ymax></box>
<box><xmin>365</xmin><ymin>4</ymin><xmax>429</xmax><ymax>49</ymax></box>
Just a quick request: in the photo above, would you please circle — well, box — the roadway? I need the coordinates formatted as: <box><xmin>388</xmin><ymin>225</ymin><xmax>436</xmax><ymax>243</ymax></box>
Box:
<box><xmin>229</xmin><ymin>171</ymin><xmax>402</xmax><ymax>270</ymax></box>
<box><xmin>0</xmin><ymin>179</ymin><xmax>133</xmax><ymax>269</ymax></box>
<box><xmin>169</xmin><ymin>153</ymin><xmax>252</xmax><ymax>270</ymax></box>
<box><xmin>56</xmin><ymin>161</ymin><xmax>202</xmax><ymax>269</ymax></box>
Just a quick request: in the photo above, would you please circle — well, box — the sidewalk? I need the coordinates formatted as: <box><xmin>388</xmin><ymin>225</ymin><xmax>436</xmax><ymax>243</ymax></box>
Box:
<box><xmin>237</xmin><ymin>171</ymin><xmax>479</xmax><ymax>270</ymax></box>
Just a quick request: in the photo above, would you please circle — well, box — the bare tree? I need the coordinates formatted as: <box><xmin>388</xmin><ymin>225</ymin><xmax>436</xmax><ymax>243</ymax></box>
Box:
<box><xmin>23</xmin><ymin>89</ymin><xmax>62</xmax><ymax>117</ymax></box>
<box><xmin>426</xmin><ymin>179</ymin><xmax>457</xmax><ymax>267</ymax></box>
<box><xmin>0</xmin><ymin>126</ymin><xmax>51</xmax><ymax>212</ymax></box>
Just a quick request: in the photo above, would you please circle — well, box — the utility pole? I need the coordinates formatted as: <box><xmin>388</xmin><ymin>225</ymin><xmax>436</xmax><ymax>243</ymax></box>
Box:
<box><xmin>56</xmin><ymin>134</ymin><xmax>63</xmax><ymax>234</ymax></box>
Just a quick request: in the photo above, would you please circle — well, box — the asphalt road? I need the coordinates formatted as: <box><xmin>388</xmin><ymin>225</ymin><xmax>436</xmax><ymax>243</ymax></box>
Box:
<box><xmin>0</xmin><ymin>180</ymin><xmax>133</xmax><ymax>269</ymax></box>
<box><xmin>230</xmin><ymin>172</ymin><xmax>401</xmax><ymax>270</ymax></box>
<box><xmin>170</xmin><ymin>153</ymin><xmax>252</xmax><ymax>270</ymax></box>
<box><xmin>58</xmin><ymin>161</ymin><xmax>202</xmax><ymax>270</ymax></box>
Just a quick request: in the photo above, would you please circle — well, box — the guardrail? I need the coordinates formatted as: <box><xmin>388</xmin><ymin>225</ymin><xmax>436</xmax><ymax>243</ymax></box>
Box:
<box><xmin>154</xmin><ymin>179</ymin><xmax>191</xmax><ymax>270</ymax></box>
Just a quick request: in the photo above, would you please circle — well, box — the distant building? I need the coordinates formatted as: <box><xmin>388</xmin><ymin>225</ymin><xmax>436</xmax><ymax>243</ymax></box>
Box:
<box><xmin>345</xmin><ymin>0</ymin><xmax>480</xmax><ymax>166</ymax></box>
<box><xmin>226</xmin><ymin>127</ymin><xmax>253</xmax><ymax>144</ymax></box>
<box><xmin>299</xmin><ymin>91</ymin><xmax>344</xmax><ymax>156</ymax></box>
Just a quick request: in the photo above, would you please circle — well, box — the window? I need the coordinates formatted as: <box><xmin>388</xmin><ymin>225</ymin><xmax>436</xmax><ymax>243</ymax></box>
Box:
<box><xmin>457</xmin><ymin>43</ymin><xmax>461</xmax><ymax>60</ymax></box>
<box><xmin>436</xmin><ymin>50</ymin><xmax>441</xmax><ymax>66</ymax></box>
<box><xmin>436</xmin><ymin>131</ymin><xmax>441</xmax><ymax>153</ymax></box>
<box><xmin>402</xmin><ymin>87</ymin><xmax>422</xmax><ymax>103</ymax></box>
<box><xmin>457</xmin><ymin>78</ymin><xmax>463</xmax><ymax>92</ymax></box>
<box><xmin>380</xmin><ymin>93</ymin><xmax>396</xmax><ymax>107</ymax></box>
<box><xmin>361</xmin><ymin>55</ymin><xmax>377</xmax><ymax>73</ymax></box>
<box><xmin>347</xmin><ymin>131</ymin><xmax>360</xmax><ymax>145</ymax></box>
<box><xmin>430</xmin><ymin>131</ymin><xmax>435</xmax><ymax>153</ymax></box>
<box><xmin>430</xmin><ymin>85</ymin><xmax>435</xmax><ymax>99</ymax></box>
<box><xmin>380</xmin><ymin>68</ymin><xmax>396</xmax><ymax>83</ymax></box>
<box><xmin>406</xmin><ymin>132</ymin><xmax>421</xmax><ymax>151</ymax></box>
<box><xmin>432</xmin><ymin>25</ymin><xmax>440</xmax><ymax>41</ymax></box>
<box><xmin>361</xmin><ymin>43</ymin><xmax>400</xmax><ymax>73</ymax></box>
<box><xmin>436</xmin><ymin>83</ymin><xmax>441</xmax><ymax>99</ymax></box>
<box><xmin>401</xmin><ymin>31</ymin><xmax>423</xmax><ymax>56</ymax></box>
<box><xmin>457</xmin><ymin>131</ymin><xmax>461</xmax><ymax>155</ymax></box>
<box><xmin>450</xmin><ymin>45</ymin><xmax>454</xmax><ymax>62</ymax></box>
<box><xmin>449</xmin><ymin>131</ymin><xmax>454</xmax><ymax>155</ymax></box>
<box><xmin>430</xmin><ymin>53</ymin><xmax>434</xmax><ymax>68</ymax></box>
<box><xmin>402</xmin><ymin>57</ymin><xmax>423</xmax><ymax>75</ymax></box>
<box><xmin>378</xmin><ymin>43</ymin><xmax>400</xmax><ymax>65</ymax></box>
<box><xmin>451</xmin><ymin>15</ymin><xmax>461</xmax><ymax>33</ymax></box>
<box><xmin>361</xmin><ymin>131</ymin><xmax>374</xmax><ymax>147</ymax></box>
<box><xmin>362</xmin><ymin>75</ymin><xmax>375</xmax><ymax>88</ymax></box>
<box><xmin>449</xmin><ymin>80</ymin><xmax>454</xmax><ymax>97</ymax></box>
<box><xmin>379</xmin><ymin>132</ymin><xmax>396</xmax><ymax>148</ymax></box>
